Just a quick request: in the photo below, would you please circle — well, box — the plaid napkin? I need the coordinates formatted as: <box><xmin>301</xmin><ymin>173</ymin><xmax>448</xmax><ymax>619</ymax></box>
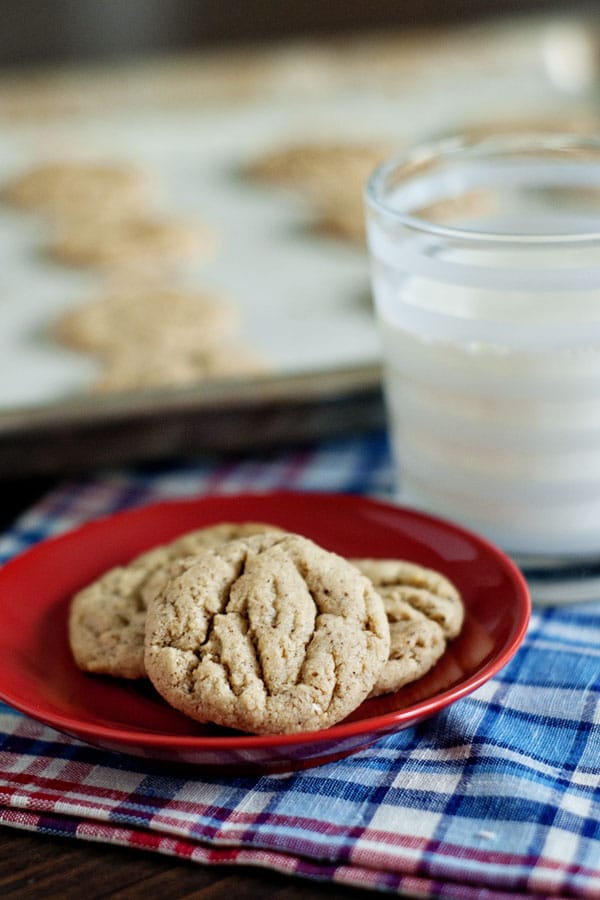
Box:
<box><xmin>1</xmin><ymin>432</ymin><xmax>599</xmax><ymax>899</ymax></box>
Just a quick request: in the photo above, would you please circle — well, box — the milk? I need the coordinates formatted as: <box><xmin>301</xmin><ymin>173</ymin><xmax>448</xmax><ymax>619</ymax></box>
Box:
<box><xmin>368</xmin><ymin>165</ymin><xmax>600</xmax><ymax>560</ymax></box>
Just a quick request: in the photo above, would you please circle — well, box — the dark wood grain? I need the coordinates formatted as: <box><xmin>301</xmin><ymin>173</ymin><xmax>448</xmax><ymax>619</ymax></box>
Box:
<box><xmin>0</xmin><ymin>826</ymin><xmax>372</xmax><ymax>898</ymax></box>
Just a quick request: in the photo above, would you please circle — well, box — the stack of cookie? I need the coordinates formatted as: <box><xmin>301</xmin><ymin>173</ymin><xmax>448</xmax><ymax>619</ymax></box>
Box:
<box><xmin>3</xmin><ymin>160</ymin><xmax>266</xmax><ymax>394</ymax></box>
<box><xmin>69</xmin><ymin>522</ymin><xmax>464</xmax><ymax>735</ymax></box>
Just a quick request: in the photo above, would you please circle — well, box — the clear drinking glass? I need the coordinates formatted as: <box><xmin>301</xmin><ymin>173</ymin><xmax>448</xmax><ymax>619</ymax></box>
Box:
<box><xmin>365</xmin><ymin>133</ymin><xmax>600</xmax><ymax>603</ymax></box>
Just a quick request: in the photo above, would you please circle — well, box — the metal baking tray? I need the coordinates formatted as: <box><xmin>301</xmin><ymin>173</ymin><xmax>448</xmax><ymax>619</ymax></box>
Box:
<box><xmin>0</xmin><ymin>364</ymin><xmax>384</xmax><ymax>477</ymax></box>
<box><xmin>0</xmin><ymin>14</ymin><xmax>593</xmax><ymax>476</ymax></box>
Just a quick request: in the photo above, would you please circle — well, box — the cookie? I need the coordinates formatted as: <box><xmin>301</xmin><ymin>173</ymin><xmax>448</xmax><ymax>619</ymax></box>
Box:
<box><xmin>319</xmin><ymin>161</ymin><xmax>491</xmax><ymax>237</ymax></box>
<box><xmin>246</xmin><ymin>141</ymin><xmax>391</xmax><ymax>189</ymax></box>
<box><xmin>351</xmin><ymin>559</ymin><xmax>464</xmax><ymax>696</ymax></box>
<box><xmin>351</xmin><ymin>559</ymin><xmax>464</xmax><ymax>639</ymax></box>
<box><xmin>144</xmin><ymin>532</ymin><xmax>390</xmax><ymax>734</ymax></box>
<box><xmin>247</xmin><ymin>141</ymin><xmax>393</xmax><ymax>245</ymax></box>
<box><xmin>139</xmin><ymin>523</ymin><xmax>286</xmax><ymax>607</ymax></box>
<box><xmin>315</xmin><ymin>190</ymin><xmax>367</xmax><ymax>243</ymax></box>
<box><xmin>55</xmin><ymin>286</ymin><xmax>268</xmax><ymax>395</ymax></box>
<box><xmin>49</xmin><ymin>214</ymin><xmax>214</xmax><ymax>272</ymax></box>
<box><xmin>54</xmin><ymin>287</ymin><xmax>237</xmax><ymax>358</ymax></box>
<box><xmin>68</xmin><ymin>548</ymin><xmax>164</xmax><ymax>679</ymax></box>
<box><xmin>68</xmin><ymin>522</ymin><xmax>283</xmax><ymax>679</ymax></box>
<box><xmin>368</xmin><ymin>598</ymin><xmax>446</xmax><ymax>698</ymax></box>
<box><xmin>92</xmin><ymin>342</ymin><xmax>268</xmax><ymax>393</ymax></box>
<box><xmin>2</xmin><ymin>161</ymin><xmax>151</xmax><ymax>219</ymax></box>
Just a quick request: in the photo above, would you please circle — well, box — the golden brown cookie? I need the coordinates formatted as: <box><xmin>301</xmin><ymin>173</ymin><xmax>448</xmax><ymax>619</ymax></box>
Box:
<box><xmin>144</xmin><ymin>532</ymin><xmax>390</xmax><ymax>734</ymax></box>
<box><xmin>92</xmin><ymin>342</ymin><xmax>268</xmax><ymax>394</ymax></box>
<box><xmin>368</xmin><ymin>597</ymin><xmax>446</xmax><ymax>697</ymax></box>
<box><xmin>68</xmin><ymin>522</ymin><xmax>284</xmax><ymax>679</ymax></box>
<box><xmin>351</xmin><ymin>559</ymin><xmax>464</xmax><ymax>639</ymax></box>
<box><xmin>351</xmin><ymin>558</ymin><xmax>464</xmax><ymax>696</ymax></box>
<box><xmin>54</xmin><ymin>287</ymin><xmax>237</xmax><ymax>358</ymax></box>
<box><xmin>49</xmin><ymin>213</ymin><xmax>214</xmax><ymax>272</ymax></box>
<box><xmin>139</xmin><ymin>523</ymin><xmax>286</xmax><ymax>607</ymax></box>
<box><xmin>315</xmin><ymin>189</ymin><xmax>368</xmax><ymax>243</ymax></box>
<box><xmin>246</xmin><ymin>141</ymin><xmax>391</xmax><ymax>189</ymax></box>
<box><xmin>246</xmin><ymin>140</ymin><xmax>393</xmax><ymax>245</ymax></box>
<box><xmin>2</xmin><ymin>161</ymin><xmax>151</xmax><ymax>219</ymax></box>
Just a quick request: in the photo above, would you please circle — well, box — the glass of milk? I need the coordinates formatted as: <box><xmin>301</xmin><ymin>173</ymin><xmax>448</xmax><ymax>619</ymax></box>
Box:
<box><xmin>365</xmin><ymin>133</ymin><xmax>600</xmax><ymax>603</ymax></box>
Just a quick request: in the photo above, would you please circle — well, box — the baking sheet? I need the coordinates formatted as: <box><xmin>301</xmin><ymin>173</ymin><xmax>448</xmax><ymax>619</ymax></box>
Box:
<box><xmin>0</xmin><ymin>14</ymin><xmax>595</xmax><ymax>475</ymax></box>
<box><xmin>0</xmin><ymin>101</ymin><xmax>382</xmax><ymax>409</ymax></box>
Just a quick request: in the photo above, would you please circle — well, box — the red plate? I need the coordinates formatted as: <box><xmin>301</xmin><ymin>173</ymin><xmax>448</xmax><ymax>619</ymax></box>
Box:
<box><xmin>0</xmin><ymin>492</ymin><xmax>530</xmax><ymax>773</ymax></box>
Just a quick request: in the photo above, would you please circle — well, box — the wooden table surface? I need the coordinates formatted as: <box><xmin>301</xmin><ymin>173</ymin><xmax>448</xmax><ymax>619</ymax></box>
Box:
<box><xmin>0</xmin><ymin>826</ymin><xmax>370</xmax><ymax>898</ymax></box>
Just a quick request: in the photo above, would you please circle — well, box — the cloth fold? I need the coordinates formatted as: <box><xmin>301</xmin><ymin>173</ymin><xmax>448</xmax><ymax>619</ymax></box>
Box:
<box><xmin>0</xmin><ymin>433</ymin><xmax>598</xmax><ymax>898</ymax></box>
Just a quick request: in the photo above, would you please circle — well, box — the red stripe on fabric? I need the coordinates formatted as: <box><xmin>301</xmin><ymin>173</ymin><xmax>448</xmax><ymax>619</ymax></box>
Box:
<box><xmin>0</xmin><ymin>787</ymin><xmax>115</xmax><ymax>816</ymax></box>
<box><xmin>75</xmin><ymin>820</ymin><xmax>194</xmax><ymax>862</ymax></box>
<box><xmin>280</xmin><ymin>448</ymin><xmax>315</xmax><ymax>487</ymax></box>
<box><xmin>0</xmin><ymin>807</ymin><xmax>44</xmax><ymax>828</ymax></box>
<box><xmin>201</xmin><ymin>460</ymin><xmax>241</xmax><ymax>494</ymax></box>
<box><xmin>0</xmin><ymin>770</ymin><xmax>133</xmax><ymax>803</ymax></box>
<box><xmin>16</xmin><ymin>753</ymin><xmax>97</xmax><ymax>790</ymax></box>
<box><xmin>353</xmin><ymin>827</ymin><xmax>591</xmax><ymax>874</ymax></box>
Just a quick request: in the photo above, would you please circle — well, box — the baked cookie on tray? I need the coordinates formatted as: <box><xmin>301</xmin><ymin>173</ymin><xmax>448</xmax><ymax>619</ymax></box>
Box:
<box><xmin>351</xmin><ymin>558</ymin><xmax>464</xmax><ymax>696</ymax></box>
<box><xmin>245</xmin><ymin>140</ymin><xmax>394</xmax><ymax>245</ymax></box>
<box><xmin>245</xmin><ymin>141</ymin><xmax>391</xmax><ymax>189</ymax></box>
<box><xmin>55</xmin><ymin>286</ymin><xmax>268</xmax><ymax>394</ymax></box>
<box><xmin>92</xmin><ymin>342</ymin><xmax>269</xmax><ymax>393</ymax></box>
<box><xmin>144</xmin><ymin>532</ymin><xmax>391</xmax><ymax>734</ymax></box>
<box><xmin>2</xmin><ymin>160</ymin><xmax>152</xmax><ymax>219</ymax></box>
<box><xmin>54</xmin><ymin>287</ymin><xmax>237</xmax><ymax>357</ymax></box>
<box><xmin>68</xmin><ymin>522</ymin><xmax>284</xmax><ymax>679</ymax></box>
<box><xmin>49</xmin><ymin>213</ymin><xmax>214</xmax><ymax>272</ymax></box>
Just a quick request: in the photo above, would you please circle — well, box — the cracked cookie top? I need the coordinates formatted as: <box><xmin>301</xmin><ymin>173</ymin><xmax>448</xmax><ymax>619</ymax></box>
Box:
<box><xmin>368</xmin><ymin>595</ymin><xmax>447</xmax><ymax>698</ymax></box>
<box><xmin>144</xmin><ymin>532</ymin><xmax>390</xmax><ymax>735</ymax></box>
<box><xmin>2</xmin><ymin>161</ymin><xmax>151</xmax><ymax>218</ymax></box>
<box><xmin>351</xmin><ymin>559</ymin><xmax>464</xmax><ymax>697</ymax></box>
<box><xmin>68</xmin><ymin>522</ymin><xmax>283</xmax><ymax>679</ymax></box>
<box><xmin>351</xmin><ymin>559</ymin><xmax>464</xmax><ymax>639</ymax></box>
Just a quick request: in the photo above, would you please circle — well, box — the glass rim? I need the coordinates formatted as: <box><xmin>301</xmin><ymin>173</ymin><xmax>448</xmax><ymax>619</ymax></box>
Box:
<box><xmin>364</xmin><ymin>131</ymin><xmax>600</xmax><ymax>244</ymax></box>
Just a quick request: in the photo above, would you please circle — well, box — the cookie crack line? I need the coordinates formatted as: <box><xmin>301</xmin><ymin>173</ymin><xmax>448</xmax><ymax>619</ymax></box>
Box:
<box><xmin>194</xmin><ymin>548</ymin><xmax>250</xmax><ymax>650</ymax></box>
<box><xmin>244</xmin><ymin>614</ymin><xmax>268</xmax><ymax>698</ymax></box>
<box><xmin>362</xmin><ymin>586</ymin><xmax>384</xmax><ymax>637</ymax></box>
<box><xmin>184</xmin><ymin>647</ymin><xmax>202</xmax><ymax>697</ymax></box>
<box><xmin>289</xmin><ymin>558</ymin><xmax>350</xmax><ymax>698</ymax></box>
<box><xmin>227</xmin><ymin>545</ymin><xmax>271</xmax><ymax>696</ymax></box>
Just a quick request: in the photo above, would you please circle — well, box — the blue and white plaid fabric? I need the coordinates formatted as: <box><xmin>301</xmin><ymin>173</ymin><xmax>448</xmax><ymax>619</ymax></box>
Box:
<box><xmin>0</xmin><ymin>431</ymin><xmax>599</xmax><ymax>898</ymax></box>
